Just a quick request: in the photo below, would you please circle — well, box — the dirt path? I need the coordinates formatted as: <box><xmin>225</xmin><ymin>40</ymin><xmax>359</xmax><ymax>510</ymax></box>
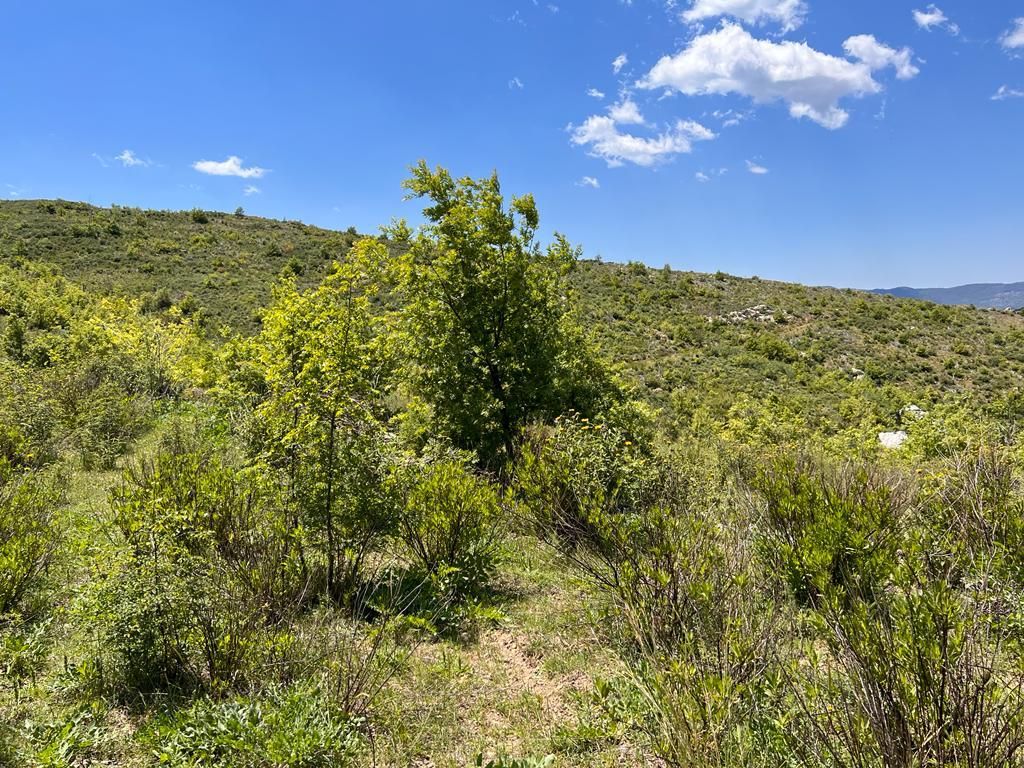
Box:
<box><xmin>484</xmin><ymin>629</ymin><xmax>575</xmax><ymax>720</ymax></box>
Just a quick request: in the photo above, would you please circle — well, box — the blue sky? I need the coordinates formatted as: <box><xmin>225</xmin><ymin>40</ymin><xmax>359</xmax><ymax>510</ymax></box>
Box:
<box><xmin>1</xmin><ymin>1</ymin><xmax>1021</xmax><ymax>288</ymax></box>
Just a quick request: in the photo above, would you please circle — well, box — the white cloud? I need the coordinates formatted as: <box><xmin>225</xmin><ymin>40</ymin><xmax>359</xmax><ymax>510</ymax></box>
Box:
<box><xmin>116</xmin><ymin>149</ymin><xmax>150</xmax><ymax>168</ymax></box>
<box><xmin>5</xmin><ymin>184</ymin><xmax>25</xmax><ymax>198</ymax></box>
<box><xmin>612</xmin><ymin>54</ymin><xmax>629</xmax><ymax>74</ymax></box>
<box><xmin>587</xmin><ymin>87</ymin><xmax>606</xmax><ymax>99</ymax></box>
<box><xmin>192</xmin><ymin>155</ymin><xmax>267</xmax><ymax>179</ymax></box>
<box><xmin>1002</xmin><ymin>18</ymin><xmax>1024</xmax><ymax>49</ymax></box>
<box><xmin>713</xmin><ymin>108</ymin><xmax>751</xmax><ymax>128</ymax></box>
<box><xmin>509</xmin><ymin>77</ymin><xmax>524</xmax><ymax>90</ymax></box>
<box><xmin>570</xmin><ymin>115</ymin><xmax>715</xmax><ymax>167</ymax></box>
<box><xmin>992</xmin><ymin>85</ymin><xmax>1024</xmax><ymax>100</ymax></box>
<box><xmin>912</xmin><ymin>5</ymin><xmax>958</xmax><ymax>34</ymax></box>
<box><xmin>681</xmin><ymin>0</ymin><xmax>806</xmax><ymax>32</ymax></box>
<box><xmin>608</xmin><ymin>97</ymin><xmax>646</xmax><ymax>125</ymax></box>
<box><xmin>843</xmin><ymin>35</ymin><xmax>919</xmax><ymax>81</ymax></box>
<box><xmin>91</xmin><ymin>152</ymin><xmax>109</xmax><ymax>168</ymax></box>
<box><xmin>747</xmin><ymin>160</ymin><xmax>769</xmax><ymax>174</ymax></box>
<box><xmin>697</xmin><ymin>167</ymin><xmax>729</xmax><ymax>182</ymax></box>
<box><xmin>639</xmin><ymin>23</ymin><xmax>918</xmax><ymax>130</ymax></box>
<box><xmin>577</xmin><ymin>176</ymin><xmax>601</xmax><ymax>188</ymax></box>
<box><xmin>243</xmin><ymin>185</ymin><xmax>261</xmax><ymax>196</ymax></box>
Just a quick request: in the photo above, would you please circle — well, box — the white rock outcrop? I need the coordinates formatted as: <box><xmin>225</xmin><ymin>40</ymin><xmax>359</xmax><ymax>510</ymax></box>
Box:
<box><xmin>879</xmin><ymin>430</ymin><xmax>909</xmax><ymax>449</ymax></box>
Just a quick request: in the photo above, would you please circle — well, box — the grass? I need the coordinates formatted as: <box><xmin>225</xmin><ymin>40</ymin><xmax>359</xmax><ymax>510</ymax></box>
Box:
<box><xmin>5</xmin><ymin>198</ymin><xmax>1023</xmax><ymax>438</ymax></box>
<box><xmin>1</xmin><ymin>419</ymin><xmax>644</xmax><ymax>767</ymax></box>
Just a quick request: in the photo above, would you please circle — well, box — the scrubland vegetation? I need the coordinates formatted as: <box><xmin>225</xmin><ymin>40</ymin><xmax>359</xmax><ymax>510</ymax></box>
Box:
<box><xmin>3</xmin><ymin>164</ymin><xmax>1024</xmax><ymax>766</ymax></box>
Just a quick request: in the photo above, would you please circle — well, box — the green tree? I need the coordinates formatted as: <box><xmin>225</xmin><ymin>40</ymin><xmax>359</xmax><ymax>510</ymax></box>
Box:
<box><xmin>390</xmin><ymin>161</ymin><xmax>609</xmax><ymax>467</ymax></box>
<box><xmin>225</xmin><ymin>239</ymin><xmax>395</xmax><ymax>602</ymax></box>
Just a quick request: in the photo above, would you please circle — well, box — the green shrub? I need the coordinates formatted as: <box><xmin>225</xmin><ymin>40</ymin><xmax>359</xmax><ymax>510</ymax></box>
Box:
<box><xmin>758</xmin><ymin>455</ymin><xmax>1024</xmax><ymax>767</ymax></box>
<box><xmin>544</xmin><ymin>442</ymin><xmax>789</xmax><ymax>768</ymax></box>
<box><xmin>398</xmin><ymin>461</ymin><xmax>500</xmax><ymax>585</ymax></box>
<box><xmin>92</xmin><ymin>436</ymin><xmax>304</xmax><ymax>694</ymax></box>
<box><xmin>146</xmin><ymin>685</ymin><xmax>362</xmax><ymax>767</ymax></box>
<box><xmin>754</xmin><ymin>456</ymin><xmax>909</xmax><ymax>608</ymax></box>
<box><xmin>0</xmin><ymin>469</ymin><xmax>64</xmax><ymax>616</ymax></box>
<box><xmin>515</xmin><ymin>413</ymin><xmax>655</xmax><ymax>550</ymax></box>
<box><xmin>394</xmin><ymin>461</ymin><xmax>502</xmax><ymax>629</ymax></box>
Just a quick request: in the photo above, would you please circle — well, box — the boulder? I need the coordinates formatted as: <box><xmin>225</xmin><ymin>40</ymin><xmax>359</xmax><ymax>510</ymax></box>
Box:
<box><xmin>879</xmin><ymin>430</ymin><xmax>909</xmax><ymax>449</ymax></box>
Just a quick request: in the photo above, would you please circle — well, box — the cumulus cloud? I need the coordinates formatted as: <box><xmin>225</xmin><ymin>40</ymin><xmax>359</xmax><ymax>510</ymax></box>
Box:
<box><xmin>843</xmin><ymin>35</ymin><xmax>919</xmax><ymax>81</ymax></box>
<box><xmin>570</xmin><ymin>115</ymin><xmax>715</xmax><ymax>167</ymax></box>
<box><xmin>681</xmin><ymin>0</ymin><xmax>806</xmax><ymax>32</ymax></box>
<box><xmin>192</xmin><ymin>156</ymin><xmax>267</xmax><ymax>179</ymax></box>
<box><xmin>612</xmin><ymin>54</ymin><xmax>629</xmax><ymax>74</ymax></box>
<box><xmin>912</xmin><ymin>5</ymin><xmax>958</xmax><ymax>34</ymax></box>
<box><xmin>608</xmin><ymin>97</ymin><xmax>646</xmax><ymax>125</ymax></box>
<box><xmin>638</xmin><ymin>23</ymin><xmax>918</xmax><ymax>130</ymax></box>
<box><xmin>746</xmin><ymin>160</ymin><xmax>769</xmax><ymax>174</ymax></box>
<box><xmin>1002</xmin><ymin>18</ymin><xmax>1024</xmax><ymax>50</ymax></box>
<box><xmin>992</xmin><ymin>85</ymin><xmax>1024</xmax><ymax>100</ymax></box>
<box><xmin>695</xmin><ymin>171</ymin><xmax>711</xmax><ymax>182</ymax></box>
<box><xmin>587</xmin><ymin>87</ymin><xmax>606</xmax><ymax>99</ymax></box>
<box><xmin>243</xmin><ymin>185</ymin><xmax>261</xmax><ymax>196</ymax></box>
<box><xmin>116</xmin><ymin>149</ymin><xmax>150</xmax><ymax>168</ymax></box>
<box><xmin>577</xmin><ymin>176</ymin><xmax>601</xmax><ymax>188</ymax></box>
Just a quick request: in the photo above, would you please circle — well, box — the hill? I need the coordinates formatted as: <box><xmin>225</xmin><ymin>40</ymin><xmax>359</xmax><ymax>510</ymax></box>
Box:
<box><xmin>4</xmin><ymin>198</ymin><xmax>1024</xmax><ymax>440</ymax></box>
<box><xmin>5</xmin><ymin>188</ymin><xmax>1024</xmax><ymax>767</ymax></box>
<box><xmin>871</xmin><ymin>282</ymin><xmax>1024</xmax><ymax>309</ymax></box>
<box><xmin>0</xmin><ymin>199</ymin><xmax>355</xmax><ymax>332</ymax></box>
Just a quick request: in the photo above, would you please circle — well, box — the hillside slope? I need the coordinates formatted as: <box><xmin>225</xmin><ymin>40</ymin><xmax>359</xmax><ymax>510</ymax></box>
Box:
<box><xmin>872</xmin><ymin>282</ymin><xmax>1024</xmax><ymax>309</ymax></box>
<box><xmin>4</xmin><ymin>199</ymin><xmax>1024</xmax><ymax>437</ymax></box>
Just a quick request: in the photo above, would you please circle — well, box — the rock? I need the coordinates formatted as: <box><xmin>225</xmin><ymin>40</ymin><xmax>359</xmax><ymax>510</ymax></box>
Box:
<box><xmin>879</xmin><ymin>430</ymin><xmax>909</xmax><ymax>449</ymax></box>
<box><xmin>901</xmin><ymin>404</ymin><xmax>926</xmax><ymax>420</ymax></box>
<box><xmin>722</xmin><ymin>304</ymin><xmax>781</xmax><ymax>324</ymax></box>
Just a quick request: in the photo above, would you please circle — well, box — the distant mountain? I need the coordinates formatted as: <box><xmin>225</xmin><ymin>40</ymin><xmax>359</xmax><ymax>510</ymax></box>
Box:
<box><xmin>871</xmin><ymin>283</ymin><xmax>1024</xmax><ymax>310</ymax></box>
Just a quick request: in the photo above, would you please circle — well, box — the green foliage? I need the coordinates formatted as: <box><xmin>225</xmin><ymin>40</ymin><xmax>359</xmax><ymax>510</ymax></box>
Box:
<box><xmin>758</xmin><ymin>457</ymin><xmax>1024</xmax><ymax>767</ymax></box>
<box><xmin>145</xmin><ymin>685</ymin><xmax>362</xmax><ymax>767</ymax></box>
<box><xmin>394</xmin><ymin>460</ymin><xmax>502</xmax><ymax>628</ymax></box>
<box><xmin>220</xmin><ymin>241</ymin><xmax>396</xmax><ymax>603</ymax></box>
<box><xmin>389</xmin><ymin>162</ymin><xmax>613</xmax><ymax>467</ymax></box>
<box><xmin>0</xmin><ymin>260</ymin><xmax>208</xmax><ymax>470</ymax></box>
<box><xmin>0</xmin><ymin>469</ymin><xmax>64</xmax><ymax>616</ymax></box>
<box><xmin>755</xmin><ymin>456</ymin><xmax>909</xmax><ymax>608</ymax></box>
<box><xmin>397</xmin><ymin>461</ymin><xmax>501</xmax><ymax>584</ymax></box>
<box><xmin>515</xmin><ymin>413</ymin><xmax>654</xmax><ymax>549</ymax></box>
<box><xmin>549</xmin><ymin>444</ymin><xmax>788</xmax><ymax>768</ymax></box>
<box><xmin>474</xmin><ymin>754</ymin><xmax>555</xmax><ymax>768</ymax></box>
<box><xmin>92</xmin><ymin>432</ymin><xmax>303</xmax><ymax>694</ymax></box>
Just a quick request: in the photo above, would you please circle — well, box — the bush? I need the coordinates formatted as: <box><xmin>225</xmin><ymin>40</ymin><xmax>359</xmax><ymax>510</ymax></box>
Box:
<box><xmin>572</xmin><ymin>448</ymin><xmax>788</xmax><ymax>768</ymax></box>
<box><xmin>0</xmin><ymin>469</ymin><xmax>64</xmax><ymax>616</ymax></box>
<box><xmin>91</xmin><ymin>434</ymin><xmax>305</xmax><ymax>694</ymax></box>
<box><xmin>398</xmin><ymin>462</ymin><xmax>500</xmax><ymax>582</ymax></box>
<box><xmin>394</xmin><ymin>460</ymin><xmax>502</xmax><ymax>628</ymax></box>
<box><xmin>754</xmin><ymin>456</ymin><xmax>910</xmax><ymax>608</ymax></box>
<box><xmin>146</xmin><ymin>685</ymin><xmax>362</xmax><ymax>767</ymax></box>
<box><xmin>515</xmin><ymin>413</ymin><xmax>656</xmax><ymax>549</ymax></box>
<box><xmin>757</xmin><ymin>456</ymin><xmax>1024</xmax><ymax>767</ymax></box>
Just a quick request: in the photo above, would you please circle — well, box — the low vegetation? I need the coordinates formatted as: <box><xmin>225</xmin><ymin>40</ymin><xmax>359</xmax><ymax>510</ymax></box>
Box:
<box><xmin>3</xmin><ymin>164</ymin><xmax>1024</xmax><ymax>766</ymax></box>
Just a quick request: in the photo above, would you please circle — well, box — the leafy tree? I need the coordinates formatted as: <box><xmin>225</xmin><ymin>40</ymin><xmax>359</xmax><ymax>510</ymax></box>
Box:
<box><xmin>389</xmin><ymin>161</ymin><xmax>609</xmax><ymax>467</ymax></box>
<box><xmin>224</xmin><ymin>239</ymin><xmax>395</xmax><ymax>602</ymax></box>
